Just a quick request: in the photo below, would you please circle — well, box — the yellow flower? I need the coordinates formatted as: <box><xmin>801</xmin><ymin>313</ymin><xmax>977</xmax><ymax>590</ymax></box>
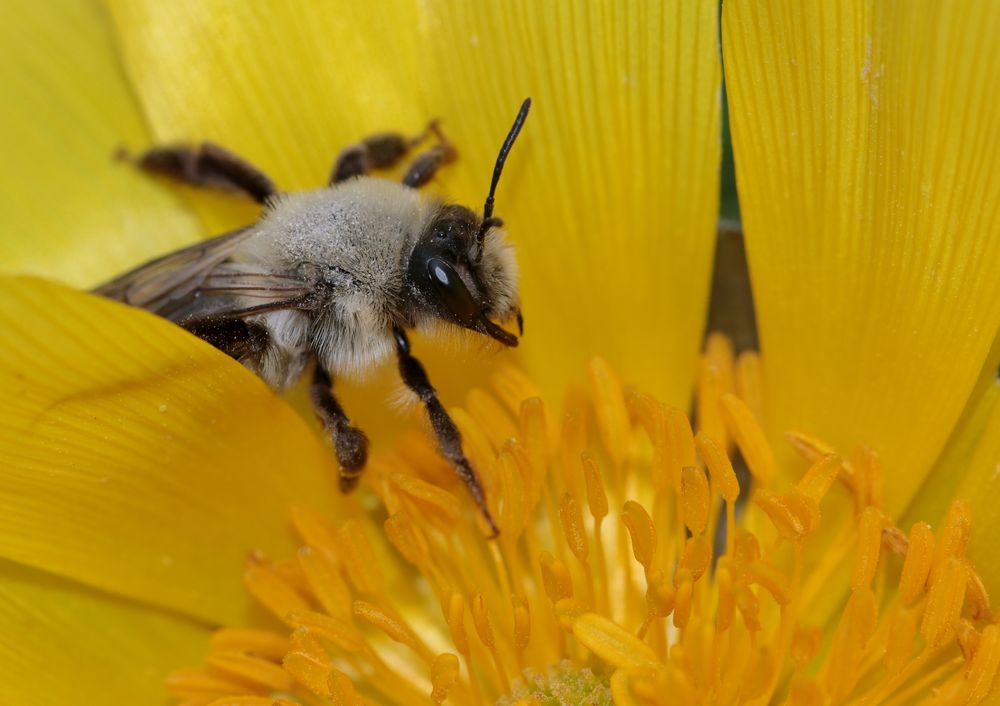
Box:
<box><xmin>1</xmin><ymin>0</ymin><xmax>999</xmax><ymax>704</ymax></box>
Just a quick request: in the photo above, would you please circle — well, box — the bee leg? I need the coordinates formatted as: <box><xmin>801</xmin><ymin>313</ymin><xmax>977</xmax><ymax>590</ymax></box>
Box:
<box><xmin>310</xmin><ymin>364</ymin><xmax>370</xmax><ymax>492</ymax></box>
<box><xmin>402</xmin><ymin>122</ymin><xmax>457</xmax><ymax>188</ymax></box>
<box><xmin>392</xmin><ymin>326</ymin><xmax>499</xmax><ymax>537</ymax></box>
<box><xmin>120</xmin><ymin>142</ymin><xmax>277</xmax><ymax>204</ymax></box>
<box><xmin>331</xmin><ymin>120</ymin><xmax>456</xmax><ymax>186</ymax></box>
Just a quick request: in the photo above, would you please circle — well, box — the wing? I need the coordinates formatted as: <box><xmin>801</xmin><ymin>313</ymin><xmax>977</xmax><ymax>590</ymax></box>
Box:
<box><xmin>93</xmin><ymin>226</ymin><xmax>315</xmax><ymax>322</ymax></box>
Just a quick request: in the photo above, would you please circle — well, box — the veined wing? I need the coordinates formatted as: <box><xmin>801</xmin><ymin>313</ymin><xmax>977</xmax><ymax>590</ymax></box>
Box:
<box><xmin>93</xmin><ymin>226</ymin><xmax>314</xmax><ymax>321</ymax></box>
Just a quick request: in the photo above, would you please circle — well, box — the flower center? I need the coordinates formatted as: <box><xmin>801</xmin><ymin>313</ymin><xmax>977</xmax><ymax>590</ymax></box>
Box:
<box><xmin>167</xmin><ymin>334</ymin><xmax>999</xmax><ymax>705</ymax></box>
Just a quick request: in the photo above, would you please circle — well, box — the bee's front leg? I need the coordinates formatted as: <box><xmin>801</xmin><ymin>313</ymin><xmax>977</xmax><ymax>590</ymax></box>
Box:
<box><xmin>392</xmin><ymin>326</ymin><xmax>498</xmax><ymax>537</ymax></box>
<box><xmin>310</xmin><ymin>364</ymin><xmax>369</xmax><ymax>492</ymax></box>
<box><xmin>330</xmin><ymin>120</ymin><xmax>457</xmax><ymax>187</ymax></box>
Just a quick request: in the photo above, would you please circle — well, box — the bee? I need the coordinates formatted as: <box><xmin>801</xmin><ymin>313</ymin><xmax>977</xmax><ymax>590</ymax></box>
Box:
<box><xmin>96</xmin><ymin>99</ymin><xmax>532</xmax><ymax>535</ymax></box>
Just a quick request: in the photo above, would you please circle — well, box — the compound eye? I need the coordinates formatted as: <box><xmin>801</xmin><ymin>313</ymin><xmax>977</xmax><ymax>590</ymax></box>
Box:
<box><xmin>427</xmin><ymin>257</ymin><xmax>478</xmax><ymax>324</ymax></box>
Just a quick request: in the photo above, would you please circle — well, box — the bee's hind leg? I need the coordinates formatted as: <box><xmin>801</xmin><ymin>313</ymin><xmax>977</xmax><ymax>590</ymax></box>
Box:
<box><xmin>119</xmin><ymin>142</ymin><xmax>277</xmax><ymax>204</ymax></box>
<box><xmin>311</xmin><ymin>364</ymin><xmax>370</xmax><ymax>492</ymax></box>
<box><xmin>392</xmin><ymin>326</ymin><xmax>499</xmax><ymax>537</ymax></box>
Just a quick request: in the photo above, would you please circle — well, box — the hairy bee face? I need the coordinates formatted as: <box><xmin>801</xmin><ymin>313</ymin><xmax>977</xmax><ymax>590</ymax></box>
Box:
<box><xmin>407</xmin><ymin>204</ymin><xmax>519</xmax><ymax>346</ymax></box>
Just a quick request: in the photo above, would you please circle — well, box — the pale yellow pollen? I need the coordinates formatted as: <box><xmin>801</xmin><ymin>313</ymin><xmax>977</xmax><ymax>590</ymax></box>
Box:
<box><xmin>171</xmin><ymin>345</ymin><xmax>1000</xmax><ymax>706</ymax></box>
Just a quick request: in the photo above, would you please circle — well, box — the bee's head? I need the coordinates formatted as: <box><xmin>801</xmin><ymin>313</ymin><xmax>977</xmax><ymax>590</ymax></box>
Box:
<box><xmin>406</xmin><ymin>98</ymin><xmax>530</xmax><ymax>347</ymax></box>
<box><xmin>407</xmin><ymin>204</ymin><xmax>520</xmax><ymax>347</ymax></box>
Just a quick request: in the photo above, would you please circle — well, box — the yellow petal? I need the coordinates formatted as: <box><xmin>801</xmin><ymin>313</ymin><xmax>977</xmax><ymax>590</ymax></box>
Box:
<box><xmin>0</xmin><ymin>277</ymin><xmax>348</xmax><ymax>625</ymax></box>
<box><xmin>724</xmin><ymin>1</ymin><xmax>1000</xmax><ymax>512</ymax></box>
<box><xmin>419</xmin><ymin>0</ymin><xmax>722</xmax><ymax>406</ymax></box>
<box><xmin>0</xmin><ymin>558</ymin><xmax>208</xmax><ymax>706</ymax></box>
<box><xmin>0</xmin><ymin>0</ymin><xmax>204</xmax><ymax>287</ymax></box>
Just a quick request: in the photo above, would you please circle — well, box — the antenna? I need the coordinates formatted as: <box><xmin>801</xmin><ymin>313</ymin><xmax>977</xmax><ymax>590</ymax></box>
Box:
<box><xmin>479</xmin><ymin>97</ymin><xmax>531</xmax><ymax>242</ymax></box>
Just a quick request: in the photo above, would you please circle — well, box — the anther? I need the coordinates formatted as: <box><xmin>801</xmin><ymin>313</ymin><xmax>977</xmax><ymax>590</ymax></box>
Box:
<box><xmin>430</xmin><ymin>653</ymin><xmax>460</xmax><ymax>704</ymax></box>
<box><xmin>695</xmin><ymin>431</ymin><xmax>740</xmax><ymax>502</ymax></box>
<box><xmin>899</xmin><ymin>521</ymin><xmax>935</xmax><ymax>605</ymax></box>
<box><xmin>244</xmin><ymin>560</ymin><xmax>310</xmax><ymax>623</ymax></box>
<box><xmin>588</xmin><ymin>358</ymin><xmax>631</xmax><ymax>467</ymax></box>
<box><xmin>354</xmin><ymin>600</ymin><xmax>434</xmax><ymax>664</ymax></box>
<box><xmin>572</xmin><ymin>613</ymin><xmax>659</xmax><ymax>669</ymax></box>
<box><xmin>721</xmin><ymin>393</ymin><xmax>775</xmax><ymax>483</ymax></box>
<box><xmin>298</xmin><ymin>545</ymin><xmax>352</xmax><ymax>619</ymax></box>
<box><xmin>851</xmin><ymin>506</ymin><xmax>887</xmax><ymax>590</ymax></box>
<box><xmin>338</xmin><ymin>519</ymin><xmax>384</xmax><ymax>594</ymax></box>
<box><xmin>922</xmin><ymin>557</ymin><xmax>968</xmax><ymax>647</ymax></box>
<box><xmin>559</xmin><ymin>492</ymin><xmax>589</xmax><ymax>562</ymax></box>
<box><xmin>680</xmin><ymin>465</ymin><xmax>710</xmax><ymax>535</ymax></box>
<box><xmin>622</xmin><ymin>501</ymin><xmax>657</xmax><ymax>575</ymax></box>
